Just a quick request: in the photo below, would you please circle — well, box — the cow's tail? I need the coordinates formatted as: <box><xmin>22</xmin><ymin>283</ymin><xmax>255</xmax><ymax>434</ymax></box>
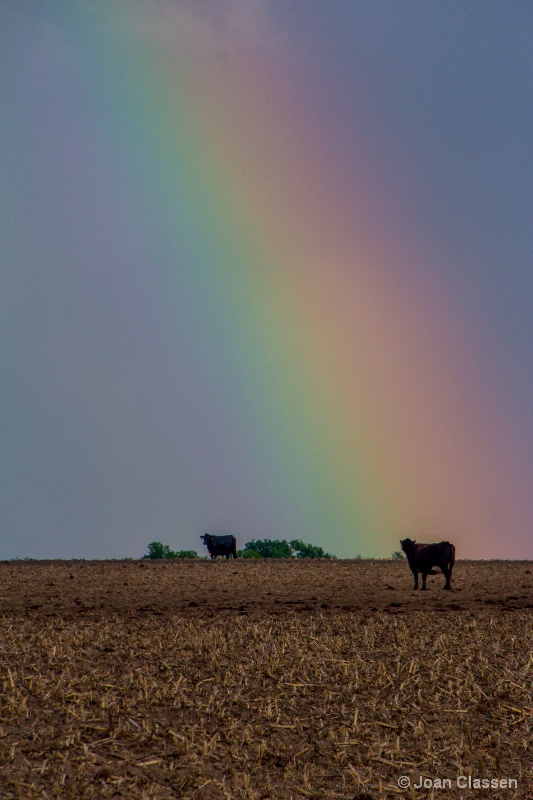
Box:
<box><xmin>447</xmin><ymin>542</ymin><xmax>456</xmax><ymax>572</ymax></box>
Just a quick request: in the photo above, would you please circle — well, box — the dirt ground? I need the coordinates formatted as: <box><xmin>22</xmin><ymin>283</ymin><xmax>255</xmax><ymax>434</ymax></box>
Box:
<box><xmin>0</xmin><ymin>560</ymin><xmax>531</xmax><ymax>800</ymax></box>
<box><xmin>1</xmin><ymin>558</ymin><xmax>532</xmax><ymax>618</ymax></box>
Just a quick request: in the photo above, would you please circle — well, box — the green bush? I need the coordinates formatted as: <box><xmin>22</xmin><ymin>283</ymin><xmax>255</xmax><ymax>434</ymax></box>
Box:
<box><xmin>391</xmin><ymin>551</ymin><xmax>405</xmax><ymax>560</ymax></box>
<box><xmin>238</xmin><ymin>548</ymin><xmax>262</xmax><ymax>558</ymax></box>
<box><xmin>143</xmin><ymin>543</ymin><xmax>199</xmax><ymax>559</ymax></box>
<box><xmin>242</xmin><ymin>539</ymin><xmax>293</xmax><ymax>558</ymax></box>
<box><xmin>239</xmin><ymin>538</ymin><xmax>336</xmax><ymax>559</ymax></box>
<box><xmin>143</xmin><ymin>541</ymin><xmax>177</xmax><ymax>559</ymax></box>
<box><xmin>289</xmin><ymin>539</ymin><xmax>335</xmax><ymax>559</ymax></box>
<box><xmin>143</xmin><ymin>542</ymin><xmax>198</xmax><ymax>558</ymax></box>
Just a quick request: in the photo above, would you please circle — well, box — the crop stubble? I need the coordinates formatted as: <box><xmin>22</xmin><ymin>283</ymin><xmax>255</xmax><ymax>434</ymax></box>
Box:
<box><xmin>0</xmin><ymin>560</ymin><xmax>531</xmax><ymax>799</ymax></box>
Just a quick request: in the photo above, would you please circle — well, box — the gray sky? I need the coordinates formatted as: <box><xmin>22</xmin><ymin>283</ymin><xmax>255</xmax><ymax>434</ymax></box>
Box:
<box><xmin>2</xmin><ymin>1</ymin><xmax>532</xmax><ymax>559</ymax></box>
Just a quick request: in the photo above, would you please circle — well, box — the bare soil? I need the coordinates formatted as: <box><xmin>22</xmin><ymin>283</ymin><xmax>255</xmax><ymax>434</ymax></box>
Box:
<box><xmin>1</xmin><ymin>558</ymin><xmax>532</xmax><ymax>618</ymax></box>
<box><xmin>0</xmin><ymin>560</ymin><xmax>531</xmax><ymax>799</ymax></box>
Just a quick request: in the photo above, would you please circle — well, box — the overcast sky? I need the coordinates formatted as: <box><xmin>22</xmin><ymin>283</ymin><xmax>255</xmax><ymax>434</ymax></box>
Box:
<box><xmin>2</xmin><ymin>1</ymin><xmax>532</xmax><ymax>559</ymax></box>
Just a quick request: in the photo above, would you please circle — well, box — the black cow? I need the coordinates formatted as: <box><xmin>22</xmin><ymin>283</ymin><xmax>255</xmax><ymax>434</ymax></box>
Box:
<box><xmin>200</xmin><ymin>533</ymin><xmax>237</xmax><ymax>559</ymax></box>
<box><xmin>400</xmin><ymin>538</ymin><xmax>455</xmax><ymax>590</ymax></box>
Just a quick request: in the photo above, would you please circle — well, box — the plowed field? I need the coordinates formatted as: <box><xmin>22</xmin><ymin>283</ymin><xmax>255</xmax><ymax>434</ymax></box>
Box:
<box><xmin>0</xmin><ymin>560</ymin><xmax>531</xmax><ymax>799</ymax></box>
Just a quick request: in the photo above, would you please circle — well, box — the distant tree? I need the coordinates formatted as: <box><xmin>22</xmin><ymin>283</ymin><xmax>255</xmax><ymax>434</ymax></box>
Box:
<box><xmin>143</xmin><ymin>541</ymin><xmax>177</xmax><ymax>559</ymax></box>
<box><xmin>238</xmin><ymin>547</ymin><xmax>262</xmax><ymax>558</ymax></box>
<box><xmin>241</xmin><ymin>539</ymin><xmax>293</xmax><ymax>558</ymax></box>
<box><xmin>391</xmin><ymin>551</ymin><xmax>405</xmax><ymax>560</ymax></box>
<box><xmin>175</xmin><ymin>550</ymin><xmax>198</xmax><ymax>559</ymax></box>
<box><xmin>239</xmin><ymin>538</ymin><xmax>336</xmax><ymax>559</ymax></box>
<box><xmin>290</xmin><ymin>539</ymin><xmax>336</xmax><ymax>559</ymax></box>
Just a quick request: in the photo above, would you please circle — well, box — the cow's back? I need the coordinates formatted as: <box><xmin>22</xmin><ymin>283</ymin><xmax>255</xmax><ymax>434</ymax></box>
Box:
<box><xmin>203</xmin><ymin>534</ymin><xmax>237</xmax><ymax>558</ymax></box>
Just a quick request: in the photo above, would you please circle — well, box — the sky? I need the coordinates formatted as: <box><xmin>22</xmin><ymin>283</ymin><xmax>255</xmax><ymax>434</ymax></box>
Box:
<box><xmin>1</xmin><ymin>0</ymin><xmax>532</xmax><ymax>560</ymax></box>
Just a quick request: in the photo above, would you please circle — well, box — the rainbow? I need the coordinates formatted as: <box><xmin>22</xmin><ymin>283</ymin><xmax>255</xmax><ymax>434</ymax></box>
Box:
<box><xmin>48</xmin><ymin>2</ymin><xmax>530</xmax><ymax>559</ymax></box>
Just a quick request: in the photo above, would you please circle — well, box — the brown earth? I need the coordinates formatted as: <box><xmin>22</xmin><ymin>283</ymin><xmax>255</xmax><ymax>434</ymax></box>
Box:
<box><xmin>1</xmin><ymin>558</ymin><xmax>532</xmax><ymax>618</ymax></box>
<box><xmin>0</xmin><ymin>560</ymin><xmax>531</xmax><ymax>799</ymax></box>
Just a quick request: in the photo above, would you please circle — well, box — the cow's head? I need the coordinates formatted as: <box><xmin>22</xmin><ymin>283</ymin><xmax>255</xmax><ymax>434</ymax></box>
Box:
<box><xmin>200</xmin><ymin>533</ymin><xmax>211</xmax><ymax>545</ymax></box>
<box><xmin>400</xmin><ymin>538</ymin><xmax>415</xmax><ymax>555</ymax></box>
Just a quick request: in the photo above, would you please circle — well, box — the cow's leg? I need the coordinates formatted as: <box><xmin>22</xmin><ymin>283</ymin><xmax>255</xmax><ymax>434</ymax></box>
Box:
<box><xmin>411</xmin><ymin>568</ymin><xmax>419</xmax><ymax>590</ymax></box>
<box><xmin>421</xmin><ymin>572</ymin><xmax>428</xmax><ymax>590</ymax></box>
<box><xmin>442</xmin><ymin>567</ymin><xmax>452</xmax><ymax>590</ymax></box>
